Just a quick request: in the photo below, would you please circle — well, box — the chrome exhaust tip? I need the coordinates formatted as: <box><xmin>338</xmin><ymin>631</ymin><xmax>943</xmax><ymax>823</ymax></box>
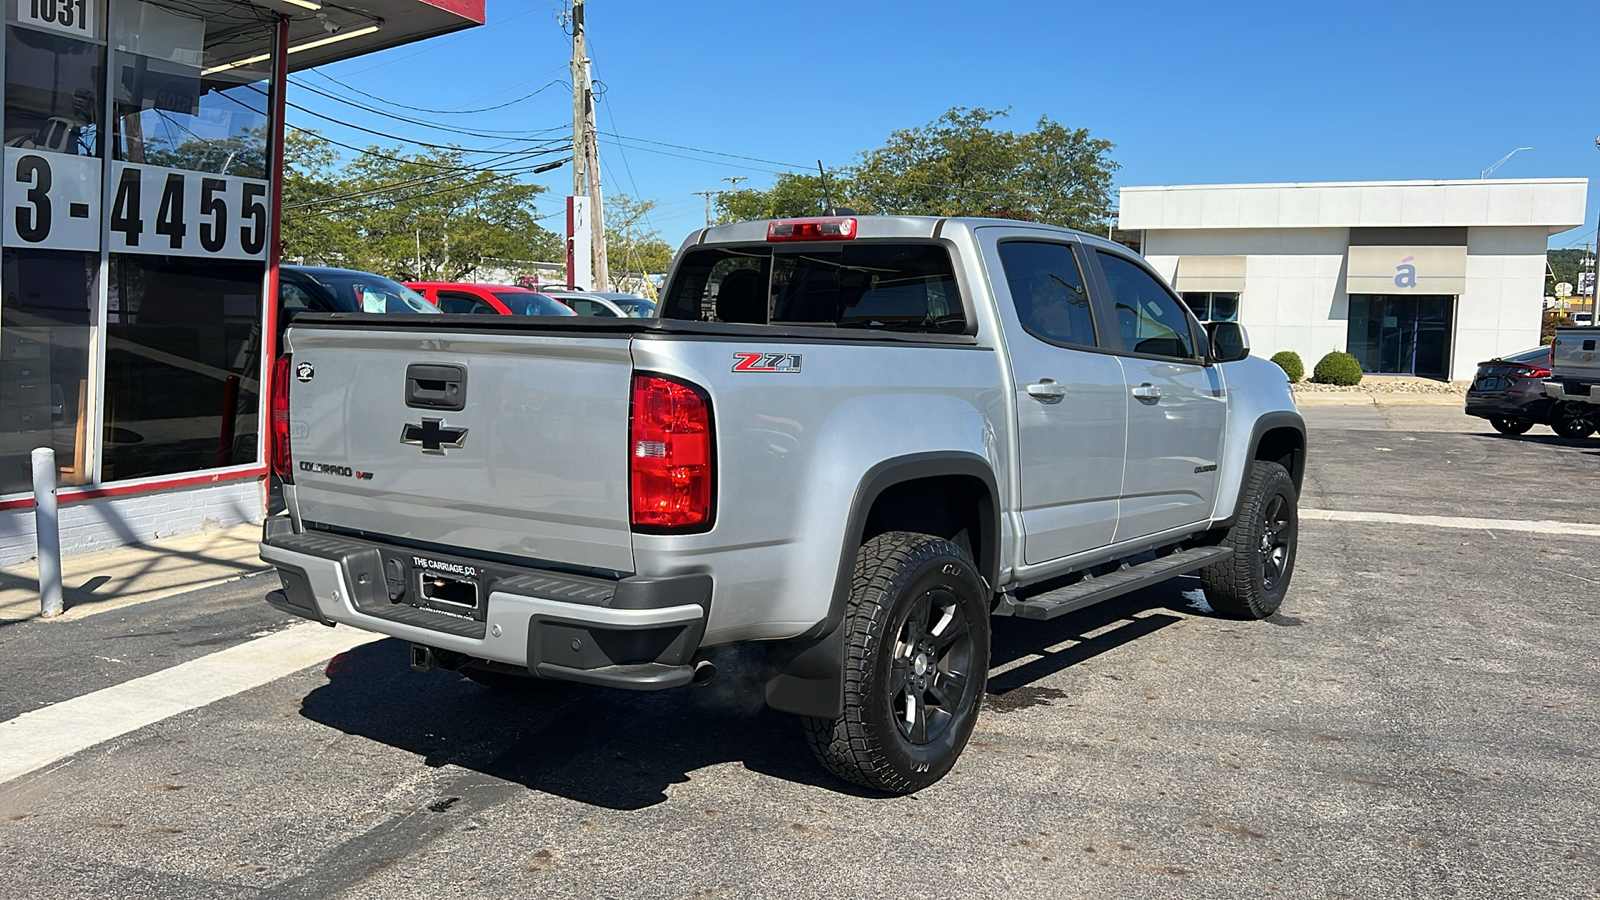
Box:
<box><xmin>691</xmin><ymin>660</ymin><xmax>717</xmax><ymax>684</ymax></box>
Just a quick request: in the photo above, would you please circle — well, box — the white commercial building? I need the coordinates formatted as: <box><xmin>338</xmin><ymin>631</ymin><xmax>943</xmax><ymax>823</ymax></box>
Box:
<box><xmin>1117</xmin><ymin>179</ymin><xmax>1587</xmax><ymax>381</ymax></box>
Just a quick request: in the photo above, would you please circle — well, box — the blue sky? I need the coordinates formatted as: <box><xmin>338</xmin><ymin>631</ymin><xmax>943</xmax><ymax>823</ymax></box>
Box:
<box><xmin>297</xmin><ymin>0</ymin><xmax>1600</xmax><ymax>252</ymax></box>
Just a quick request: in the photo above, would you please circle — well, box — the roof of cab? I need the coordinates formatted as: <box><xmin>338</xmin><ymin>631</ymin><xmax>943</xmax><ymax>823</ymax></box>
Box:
<box><xmin>681</xmin><ymin>214</ymin><xmax>1109</xmax><ymax>252</ymax></box>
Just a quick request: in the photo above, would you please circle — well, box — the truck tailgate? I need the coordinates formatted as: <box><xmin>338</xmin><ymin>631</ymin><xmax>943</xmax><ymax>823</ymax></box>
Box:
<box><xmin>285</xmin><ymin>326</ymin><xmax>634</xmax><ymax>574</ymax></box>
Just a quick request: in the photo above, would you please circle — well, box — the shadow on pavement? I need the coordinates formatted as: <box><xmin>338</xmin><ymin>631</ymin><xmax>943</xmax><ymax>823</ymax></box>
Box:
<box><xmin>298</xmin><ymin>581</ymin><xmax>1205</xmax><ymax>809</ymax></box>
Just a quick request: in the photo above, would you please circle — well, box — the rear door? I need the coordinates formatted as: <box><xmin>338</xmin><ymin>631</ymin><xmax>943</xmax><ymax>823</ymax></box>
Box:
<box><xmin>285</xmin><ymin>324</ymin><xmax>636</xmax><ymax>573</ymax></box>
<box><xmin>1087</xmin><ymin>249</ymin><xmax>1226</xmax><ymax>542</ymax></box>
<box><xmin>978</xmin><ymin>230</ymin><xmax>1127</xmax><ymax>564</ymax></box>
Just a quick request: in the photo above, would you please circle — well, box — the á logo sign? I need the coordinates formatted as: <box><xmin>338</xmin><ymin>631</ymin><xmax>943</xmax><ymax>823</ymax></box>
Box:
<box><xmin>1394</xmin><ymin>255</ymin><xmax>1417</xmax><ymax>289</ymax></box>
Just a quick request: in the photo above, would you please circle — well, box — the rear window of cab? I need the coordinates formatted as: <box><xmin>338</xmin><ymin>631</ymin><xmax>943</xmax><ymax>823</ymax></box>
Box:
<box><xmin>662</xmin><ymin>242</ymin><xmax>965</xmax><ymax>334</ymax></box>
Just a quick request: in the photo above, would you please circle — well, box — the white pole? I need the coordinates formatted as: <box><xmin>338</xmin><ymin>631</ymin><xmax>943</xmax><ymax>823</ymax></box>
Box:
<box><xmin>32</xmin><ymin>448</ymin><xmax>62</xmax><ymax>618</ymax></box>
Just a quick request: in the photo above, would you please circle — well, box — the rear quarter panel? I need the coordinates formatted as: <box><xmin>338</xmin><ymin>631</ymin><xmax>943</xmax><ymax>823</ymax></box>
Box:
<box><xmin>629</xmin><ymin>336</ymin><xmax>1008</xmax><ymax>645</ymax></box>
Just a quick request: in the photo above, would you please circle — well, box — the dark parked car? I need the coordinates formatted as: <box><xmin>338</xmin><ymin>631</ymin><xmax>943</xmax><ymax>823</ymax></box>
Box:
<box><xmin>1466</xmin><ymin>346</ymin><xmax>1596</xmax><ymax>437</ymax></box>
<box><xmin>279</xmin><ymin>266</ymin><xmax>439</xmax><ymax>321</ymax></box>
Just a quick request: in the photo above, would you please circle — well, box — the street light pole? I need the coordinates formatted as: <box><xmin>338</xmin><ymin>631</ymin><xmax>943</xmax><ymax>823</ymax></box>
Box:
<box><xmin>1479</xmin><ymin>146</ymin><xmax>1532</xmax><ymax>179</ymax></box>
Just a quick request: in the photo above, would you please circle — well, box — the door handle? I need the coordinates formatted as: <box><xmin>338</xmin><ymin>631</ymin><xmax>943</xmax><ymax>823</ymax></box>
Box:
<box><xmin>1131</xmin><ymin>383</ymin><xmax>1162</xmax><ymax>402</ymax></box>
<box><xmin>1026</xmin><ymin>379</ymin><xmax>1068</xmax><ymax>403</ymax></box>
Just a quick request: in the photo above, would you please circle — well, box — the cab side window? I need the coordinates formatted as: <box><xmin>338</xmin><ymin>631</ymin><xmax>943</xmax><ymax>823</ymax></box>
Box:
<box><xmin>1096</xmin><ymin>251</ymin><xmax>1194</xmax><ymax>359</ymax></box>
<box><xmin>998</xmin><ymin>241</ymin><xmax>1096</xmax><ymax>347</ymax></box>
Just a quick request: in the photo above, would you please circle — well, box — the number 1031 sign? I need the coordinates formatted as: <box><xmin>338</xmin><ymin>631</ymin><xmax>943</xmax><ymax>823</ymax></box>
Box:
<box><xmin>4</xmin><ymin>150</ymin><xmax>270</xmax><ymax>260</ymax></box>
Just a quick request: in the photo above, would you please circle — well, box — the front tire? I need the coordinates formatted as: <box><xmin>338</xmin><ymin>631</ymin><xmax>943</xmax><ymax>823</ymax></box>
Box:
<box><xmin>802</xmin><ymin>532</ymin><xmax>990</xmax><ymax>794</ymax></box>
<box><xmin>1199</xmin><ymin>461</ymin><xmax>1298</xmax><ymax>619</ymax></box>
<box><xmin>1552</xmin><ymin>402</ymin><xmax>1598</xmax><ymax>439</ymax></box>
<box><xmin>1489</xmin><ymin>417</ymin><xmax>1534</xmax><ymax>436</ymax></box>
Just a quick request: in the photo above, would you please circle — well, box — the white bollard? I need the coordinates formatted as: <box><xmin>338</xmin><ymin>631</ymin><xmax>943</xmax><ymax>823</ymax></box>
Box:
<box><xmin>32</xmin><ymin>447</ymin><xmax>62</xmax><ymax>619</ymax></box>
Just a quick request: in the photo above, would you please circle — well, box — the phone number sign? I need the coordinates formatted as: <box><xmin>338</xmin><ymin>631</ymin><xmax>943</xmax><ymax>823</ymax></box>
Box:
<box><xmin>3</xmin><ymin>150</ymin><xmax>270</xmax><ymax>260</ymax></box>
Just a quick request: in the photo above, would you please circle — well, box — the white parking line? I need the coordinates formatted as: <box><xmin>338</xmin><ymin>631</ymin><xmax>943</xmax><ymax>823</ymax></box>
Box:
<box><xmin>1302</xmin><ymin>508</ymin><xmax>1600</xmax><ymax>536</ymax></box>
<box><xmin>0</xmin><ymin>622</ymin><xmax>380</xmax><ymax>786</ymax></box>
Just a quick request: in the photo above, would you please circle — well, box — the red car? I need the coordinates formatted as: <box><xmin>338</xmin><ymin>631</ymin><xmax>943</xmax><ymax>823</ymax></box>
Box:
<box><xmin>404</xmin><ymin>282</ymin><xmax>577</xmax><ymax>317</ymax></box>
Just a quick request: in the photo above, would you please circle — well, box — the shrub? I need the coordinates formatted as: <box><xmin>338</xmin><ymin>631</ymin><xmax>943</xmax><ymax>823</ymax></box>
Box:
<box><xmin>1269</xmin><ymin>350</ymin><xmax>1304</xmax><ymax>383</ymax></box>
<box><xmin>1312</xmin><ymin>351</ymin><xmax>1363</xmax><ymax>386</ymax></box>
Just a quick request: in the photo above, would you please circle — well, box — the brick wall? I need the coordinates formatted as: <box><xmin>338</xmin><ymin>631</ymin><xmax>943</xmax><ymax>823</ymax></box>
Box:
<box><xmin>0</xmin><ymin>479</ymin><xmax>265</xmax><ymax>566</ymax></box>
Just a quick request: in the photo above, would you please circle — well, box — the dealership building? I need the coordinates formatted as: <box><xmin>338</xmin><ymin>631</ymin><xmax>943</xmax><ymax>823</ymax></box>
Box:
<box><xmin>0</xmin><ymin>0</ymin><xmax>485</xmax><ymax>564</ymax></box>
<box><xmin>1117</xmin><ymin>178</ymin><xmax>1587</xmax><ymax>381</ymax></box>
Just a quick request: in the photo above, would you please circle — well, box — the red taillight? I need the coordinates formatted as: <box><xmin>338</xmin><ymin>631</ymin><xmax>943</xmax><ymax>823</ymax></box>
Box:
<box><xmin>767</xmin><ymin>217</ymin><xmax>857</xmax><ymax>242</ymax></box>
<box><xmin>271</xmin><ymin>355</ymin><xmax>293</xmax><ymax>483</ymax></box>
<box><xmin>629</xmin><ymin>374</ymin><xmax>713</xmax><ymax>531</ymax></box>
<box><xmin>1526</xmin><ymin>367</ymin><xmax>1551</xmax><ymax>378</ymax></box>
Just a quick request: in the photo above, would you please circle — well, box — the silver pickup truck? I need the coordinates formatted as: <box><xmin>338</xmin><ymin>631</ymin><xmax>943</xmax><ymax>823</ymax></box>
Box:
<box><xmin>1544</xmin><ymin>327</ymin><xmax>1600</xmax><ymax>435</ymax></box>
<box><xmin>261</xmin><ymin>215</ymin><xmax>1306</xmax><ymax>793</ymax></box>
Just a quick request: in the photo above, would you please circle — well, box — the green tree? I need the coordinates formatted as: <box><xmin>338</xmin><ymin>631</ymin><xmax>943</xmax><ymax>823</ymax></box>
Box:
<box><xmin>853</xmin><ymin>107</ymin><xmax>1117</xmax><ymax>230</ymax></box>
<box><xmin>715</xmin><ymin>170</ymin><xmax>856</xmax><ymax>223</ymax></box>
<box><xmin>280</xmin><ymin>135</ymin><xmax>562</xmax><ymax>279</ymax></box>
<box><xmin>605</xmin><ymin>193</ymin><xmax>674</xmax><ymax>274</ymax></box>
<box><xmin>280</xmin><ymin>130</ymin><xmax>361</xmax><ymax>266</ymax></box>
<box><xmin>712</xmin><ymin>107</ymin><xmax>1119</xmax><ymax>233</ymax></box>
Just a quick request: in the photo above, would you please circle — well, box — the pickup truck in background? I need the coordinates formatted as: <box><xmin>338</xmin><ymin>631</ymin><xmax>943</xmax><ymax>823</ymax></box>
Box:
<box><xmin>1543</xmin><ymin>327</ymin><xmax>1600</xmax><ymax>437</ymax></box>
<box><xmin>260</xmin><ymin>215</ymin><xmax>1306</xmax><ymax>794</ymax></box>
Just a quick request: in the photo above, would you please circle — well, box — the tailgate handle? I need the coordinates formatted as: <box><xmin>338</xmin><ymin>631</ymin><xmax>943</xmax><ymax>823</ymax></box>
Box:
<box><xmin>405</xmin><ymin>363</ymin><xmax>467</xmax><ymax>411</ymax></box>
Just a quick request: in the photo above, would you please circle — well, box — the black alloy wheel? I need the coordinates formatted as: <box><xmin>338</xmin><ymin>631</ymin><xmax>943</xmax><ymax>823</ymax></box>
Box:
<box><xmin>888</xmin><ymin>584</ymin><xmax>974</xmax><ymax>746</ymax></box>
<box><xmin>1552</xmin><ymin>402</ymin><xmax>1598</xmax><ymax>439</ymax></box>
<box><xmin>1489</xmin><ymin>417</ymin><xmax>1534</xmax><ymax>436</ymax></box>
<box><xmin>1258</xmin><ymin>493</ymin><xmax>1292</xmax><ymax>592</ymax></box>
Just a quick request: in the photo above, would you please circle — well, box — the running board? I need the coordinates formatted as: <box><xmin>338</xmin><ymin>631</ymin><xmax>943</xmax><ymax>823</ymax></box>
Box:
<box><xmin>1004</xmin><ymin>546</ymin><xmax>1234</xmax><ymax>621</ymax></box>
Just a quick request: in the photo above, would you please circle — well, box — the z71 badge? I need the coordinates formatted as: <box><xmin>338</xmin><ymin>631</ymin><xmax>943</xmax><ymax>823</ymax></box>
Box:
<box><xmin>732</xmin><ymin>352</ymin><xmax>802</xmax><ymax>373</ymax></box>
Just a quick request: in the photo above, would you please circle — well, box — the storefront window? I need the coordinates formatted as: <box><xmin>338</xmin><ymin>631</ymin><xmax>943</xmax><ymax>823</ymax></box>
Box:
<box><xmin>102</xmin><ymin>254</ymin><xmax>261</xmax><ymax>480</ymax></box>
<box><xmin>0</xmin><ymin>248</ymin><xmax>95</xmax><ymax>492</ymax></box>
<box><xmin>4</xmin><ymin>12</ymin><xmax>104</xmax><ymax>156</ymax></box>
<box><xmin>1181</xmin><ymin>291</ymin><xmax>1240</xmax><ymax>324</ymax></box>
<box><xmin>98</xmin><ymin>0</ymin><xmax>272</xmax><ymax>483</ymax></box>
<box><xmin>111</xmin><ymin>0</ymin><xmax>271</xmax><ymax>178</ymax></box>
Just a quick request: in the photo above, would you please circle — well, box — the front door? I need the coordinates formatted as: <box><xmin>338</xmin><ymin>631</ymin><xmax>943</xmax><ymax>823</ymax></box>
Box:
<box><xmin>1091</xmin><ymin>249</ymin><xmax>1227</xmax><ymax>542</ymax></box>
<box><xmin>981</xmin><ymin>233</ymin><xmax>1127</xmax><ymax>565</ymax></box>
<box><xmin>1346</xmin><ymin>294</ymin><xmax>1454</xmax><ymax>378</ymax></box>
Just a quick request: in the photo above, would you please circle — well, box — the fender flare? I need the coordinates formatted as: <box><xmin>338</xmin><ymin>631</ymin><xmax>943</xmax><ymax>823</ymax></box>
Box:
<box><xmin>763</xmin><ymin>451</ymin><xmax>1000</xmax><ymax>719</ymax></box>
<box><xmin>1222</xmin><ymin>410</ymin><xmax>1307</xmax><ymax>525</ymax></box>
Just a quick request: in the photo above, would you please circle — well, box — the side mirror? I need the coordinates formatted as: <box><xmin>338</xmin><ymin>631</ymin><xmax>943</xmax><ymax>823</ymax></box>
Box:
<box><xmin>1208</xmin><ymin>322</ymin><xmax>1249</xmax><ymax>363</ymax></box>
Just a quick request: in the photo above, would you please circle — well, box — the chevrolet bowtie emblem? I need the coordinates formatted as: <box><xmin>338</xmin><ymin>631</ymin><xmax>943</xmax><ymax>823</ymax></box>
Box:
<box><xmin>400</xmin><ymin>418</ymin><xmax>469</xmax><ymax>454</ymax></box>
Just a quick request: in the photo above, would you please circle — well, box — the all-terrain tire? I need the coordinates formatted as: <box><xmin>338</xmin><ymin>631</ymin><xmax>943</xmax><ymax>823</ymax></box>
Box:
<box><xmin>1551</xmin><ymin>402</ymin><xmax>1598</xmax><ymax>439</ymax></box>
<box><xmin>1489</xmin><ymin>417</ymin><xmax>1534</xmax><ymax>436</ymax></box>
<box><xmin>802</xmin><ymin>531</ymin><xmax>990</xmax><ymax>795</ymax></box>
<box><xmin>1198</xmin><ymin>461</ymin><xmax>1298</xmax><ymax>620</ymax></box>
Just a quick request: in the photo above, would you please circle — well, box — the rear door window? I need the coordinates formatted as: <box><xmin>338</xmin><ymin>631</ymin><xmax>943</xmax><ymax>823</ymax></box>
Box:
<box><xmin>664</xmin><ymin>242</ymin><xmax>964</xmax><ymax>333</ymax></box>
<box><xmin>998</xmin><ymin>241</ymin><xmax>1096</xmax><ymax>348</ymax></box>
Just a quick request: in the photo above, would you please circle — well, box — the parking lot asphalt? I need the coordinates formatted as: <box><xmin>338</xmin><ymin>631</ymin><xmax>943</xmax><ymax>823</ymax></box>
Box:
<box><xmin>1</xmin><ymin>403</ymin><xmax>1596</xmax><ymax>899</ymax></box>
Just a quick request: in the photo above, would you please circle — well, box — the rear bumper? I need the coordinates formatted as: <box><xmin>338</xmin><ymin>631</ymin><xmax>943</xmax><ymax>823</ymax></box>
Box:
<box><xmin>1544</xmin><ymin>380</ymin><xmax>1600</xmax><ymax>404</ymax></box>
<box><xmin>259</xmin><ymin>519</ymin><xmax>710</xmax><ymax>690</ymax></box>
<box><xmin>1463</xmin><ymin>394</ymin><xmax>1552</xmax><ymax>421</ymax></box>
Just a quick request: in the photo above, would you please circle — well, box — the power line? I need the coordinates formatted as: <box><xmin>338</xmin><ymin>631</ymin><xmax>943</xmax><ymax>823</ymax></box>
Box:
<box><xmin>290</xmin><ymin>77</ymin><xmax>568</xmax><ymax>140</ymax></box>
<box><xmin>303</xmin><ymin>68</ymin><xmax>571</xmax><ymax>116</ymax></box>
<box><xmin>251</xmin><ymin>84</ymin><xmax>568</xmax><ymax>155</ymax></box>
<box><xmin>288</xmin><ymin>160</ymin><xmax>568</xmax><ymax>214</ymax></box>
<box><xmin>286</xmin><ymin>150</ymin><xmax>571</xmax><ymax>211</ymax></box>
<box><xmin>596</xmin><ymin>131</ymin><xmax>807</xmax><ymax>169</ymax></box>
<box><xmin>217</xmin><ymin>91</ymin><xmax>540</xmax><ymax>172</ymax></box>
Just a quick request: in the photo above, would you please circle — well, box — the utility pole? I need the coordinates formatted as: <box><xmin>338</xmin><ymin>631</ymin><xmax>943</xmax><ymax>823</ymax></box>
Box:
<box><xmin>569</xmin><ymin>0</ymin><xmax>608</xmax><ymax>289</ymax></box>
<box><xmin>693</xmin><ymin>190</ymin><xmax>716</xmax><ymax>227</ymax></box>
<box><xmin>721</xmin><ymin>176</ymin><xmax>747</xmax><ymax>194</ymax></box>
